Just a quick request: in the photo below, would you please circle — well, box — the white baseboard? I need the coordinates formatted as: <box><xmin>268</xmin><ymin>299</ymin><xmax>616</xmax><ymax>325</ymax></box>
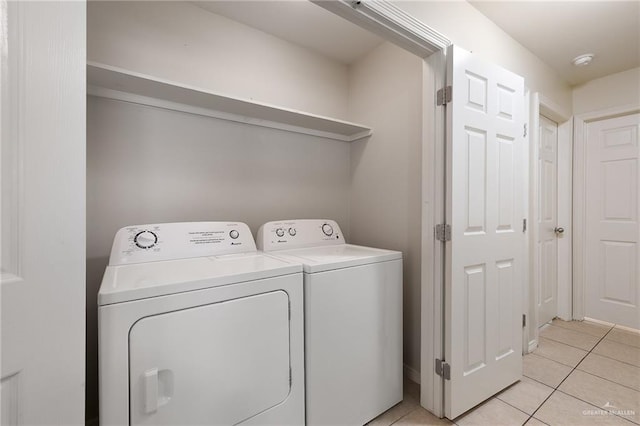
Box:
<box><xmin>584</xmin><ymin>316</ymin><xmax>616</xmax><ymax>328</ymax></box>
<box><xmin>528</xmin><ymin>339</ymin><xmax>538</xmax><ymax>353</ymax></box>
<box><xmin>403</xmin><ymin>364</ymin><xmax>420</xmax><ymax>384</ymax></box>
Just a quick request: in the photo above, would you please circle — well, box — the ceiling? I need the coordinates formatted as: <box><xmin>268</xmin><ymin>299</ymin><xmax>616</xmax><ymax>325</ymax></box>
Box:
<box><xmin>195</xmin><ymin>1</ymin><xmax>640</xmax><ymax>86</ymax></box>
<box><xmin>194</xmin><ymin>1</ymin><xmax>384</xmax><ymax>65</ymax></box>
<box><xmin>469</xmin><ymin>1</ymin><xmax>640</xmax><ymax>86</ymax></box>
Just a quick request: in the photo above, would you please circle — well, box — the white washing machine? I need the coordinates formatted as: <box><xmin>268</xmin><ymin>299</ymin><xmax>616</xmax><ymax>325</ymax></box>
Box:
<box><xmin>98</xmin><ymin>222</ymin><xmax>305</xmax><ymax>426</ymax></box>
<box><xmin>256</xmin><ymin>219</ymin><xmax>403</xmax><ymax>426</ymax></box>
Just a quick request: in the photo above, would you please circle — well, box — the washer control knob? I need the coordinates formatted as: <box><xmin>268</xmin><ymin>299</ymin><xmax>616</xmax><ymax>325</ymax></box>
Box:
<box><xmin>275</xmin><ymin>228</ymin><xmax>285</xmax><ymax>237</ymax></box>
<box><xmin>134</xmin><ymin>230</ymin><xmax>157</xmax><ymax>249</ymax></box>
<box><xmin>229</xmin><ymin>229</ymin><xmax>239</xmax><ymax>239</ymax></box>
<box><xmin>322</xmin><ymin>223</ymin><xmax>334</xmax><ymax>237</ymax></box>
<box><xmin>288</xmin><ymin>228</ymin><xmax>297</xmax><ymax>236</ymax></box>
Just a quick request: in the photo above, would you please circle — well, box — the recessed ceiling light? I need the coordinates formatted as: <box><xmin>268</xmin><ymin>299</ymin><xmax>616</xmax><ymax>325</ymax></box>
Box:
<box><xmin>572</xmin><ymin>53</ymin><xmax>594</xmax><ymax>67</ymax></box>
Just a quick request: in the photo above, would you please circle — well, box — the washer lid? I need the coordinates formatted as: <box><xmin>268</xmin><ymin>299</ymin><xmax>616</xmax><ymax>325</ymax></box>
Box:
<box><xmin>267</xmin><ymin>244</ymin><xmax>401</xmax><ymax>273</ymax></box>
<box><xmin>98</xmin><ymin>253</ymin><xmax>301</xmax><ymax>306</ymax></box>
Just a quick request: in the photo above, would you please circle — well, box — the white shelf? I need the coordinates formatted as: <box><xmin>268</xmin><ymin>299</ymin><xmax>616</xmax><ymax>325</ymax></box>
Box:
<box><xmin>87</xmin><ymin>62</ymin><xmax>373</xmax><ymax>142</ymax></box>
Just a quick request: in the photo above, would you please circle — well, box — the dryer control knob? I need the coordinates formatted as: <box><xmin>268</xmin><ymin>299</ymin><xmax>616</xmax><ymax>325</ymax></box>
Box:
<box><xmin>322</xmin><ymin>223</ymin><xmax>334</xmax><ymax>237</ymax></box>
<box><xmin>288</xmin><ymin>228</ymin><xmax>297</xmax><ymax>236</ymax></box>
<box><xmin>275</xmin><ymin>228</ymin><xmax>285</xmax><ymax>237</ymax></box>
<box><xmin>134</xmin><ymin>230</ymin><xmax>157</xmax><ymax>249</ymax></box>
<box><xmin>229</xmin><ymin>229</ymin><xmax>239</xmax><ymax>239</ymax></box>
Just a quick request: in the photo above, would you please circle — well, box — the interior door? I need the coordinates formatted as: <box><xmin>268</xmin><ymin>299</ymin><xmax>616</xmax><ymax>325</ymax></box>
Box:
<box><xmin>1</xmin><ymin>2</ymin><xmax>85</xmax><ymax>424</ymax></box>
<box><xmin>537</xmin><ymin>115</ymin><xmax>559</xmax><ymax>326</ymax></box>
<box><xmin>444</xmin><ymin>45</ymin><xmax>525</xmax><ymax>419</ymax></box>
<box><xmin>585</xmin><ymin>113</ymin><xmax>640</xmax><ymax>329</ymax></box>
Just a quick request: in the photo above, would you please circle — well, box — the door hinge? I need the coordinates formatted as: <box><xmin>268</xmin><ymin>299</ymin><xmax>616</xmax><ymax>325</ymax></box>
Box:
<box><xmin>522</xmin><ymin>218</ymin><xmax>527</xmax><ymax>233</ymax></box>
<box><xmin>523</xmin><ymin>314</ymin><xmax>527</xmax><ymax>328</ymax></box>
<box><xmin>435</xmin><ymin>224</ymin><xmax>451</xmax><ymax>242</ymax></box>
<box><xmin>437</xmin><ymin>86</ymin><xmax>452</xmax><ymax>106</ymax></box>
<box><xmin>524</xmin><ymin>123</ymin><xmax>528</xmax><ymax>137</ymax></box>
<box><xmin>435</xmin><ymin>358</ymin><xmax>451</xmax><ymax>380</ymax></box>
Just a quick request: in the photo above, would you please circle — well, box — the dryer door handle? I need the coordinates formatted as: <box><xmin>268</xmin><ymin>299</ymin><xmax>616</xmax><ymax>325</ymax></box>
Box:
<box><xmin>143</xmin><ymin>368</ymin><xmax>174</xmax><ymax>414</ymax></box>
<box><xmin>144</xmin><ymin>368</ymin><xmax>159</xmax><ymax>414</ymax></box>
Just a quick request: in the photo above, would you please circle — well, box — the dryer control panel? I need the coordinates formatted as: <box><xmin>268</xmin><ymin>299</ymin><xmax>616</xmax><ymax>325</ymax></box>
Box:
<box><xmin>257</xmin><ymin>219</ymin><xmax>344</xmax><ymax>251</ymax></box>
<box><xmin>109</xmin><ymin>222</ymin><xmax>256</xmax><ymax>265</ymax></box>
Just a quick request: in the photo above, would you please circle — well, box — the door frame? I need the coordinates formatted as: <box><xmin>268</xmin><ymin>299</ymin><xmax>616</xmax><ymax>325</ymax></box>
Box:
<box><xmin>421</xmin><ymin>49</ymin><xmax>447</xmax><ymax>417</ymax></box>
<box><xmin>527</xmin><ymin>93</ymin><xmax>572</xmax><ymax>351</ymax></box>
<box><xmin>572</xmin><ymin>103</ymin><xmax>640</xmax><ymax>320</ymax></box>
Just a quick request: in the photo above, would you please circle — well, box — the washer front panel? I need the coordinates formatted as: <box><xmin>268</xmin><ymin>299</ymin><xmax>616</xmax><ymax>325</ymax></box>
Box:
<box><xmin>129</xmin><ymin>291</ymin><xmax>290</xmax><ymax>425</ymax></box>
<box><xmin>304</xmin><ymin>260</ymin><xmax>403</xmax><ymax>425</ymax></box>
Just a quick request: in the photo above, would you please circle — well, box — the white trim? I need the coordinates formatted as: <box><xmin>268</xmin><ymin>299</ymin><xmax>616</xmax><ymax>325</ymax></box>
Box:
<box><xmin>556</xmin><ymin>118</ymin><xmax>573</xmax><ymax>321</ymax></box>
<box><xmin>528</xmin><ymin>93</ymin><xmax>573</xmax><ymax>346</ymax></box>
<box><xmin>1</xmin><ymin>0</ymin><xmax>24</xmax><ymax>284</ymax></box>
<box><xmin>404</xmin><ymin>364</ymin><xmax>421</xmax><ymax>385</ymax></box>
<box><xmin>520</xmin><ymin>90</ymin><xmax>533</xmax><ymax>355</ymax></box>
<box><xmin>420</xmin><ymin>50</ymin><xmax>445</xmax><ymax>418</ymax></box>
<box><xmin>528</xmin><ymin>339</ymin><xmax>538</xmax><ymax>353</ymax></box>
<box><xmin>572</xmin><ymin>103</ymin><xmax>640</xmax><ymax>320</ymax></box>
<box><xmin>539</xmin><ymin>93</ymin><xmax>571</xmax><ymax>123</ymax></box>
<box><xmin>520</xmin><ymin>86</ymin><xmax>533</xmax><ymax>354</ymax></box>
<box><xmin>527</xmin><ymin>92</ymin><xmax>540</xmax><ymax>352</ymax></box>
<box><xmin>583</xmin><ymin>316</ymin><xmax>615</xmax><ymax>327</ymax></box>
<box><xmin>310</xmin><ymin>0</ymin><xmax>450</xmax><ymax>58</ymax></box>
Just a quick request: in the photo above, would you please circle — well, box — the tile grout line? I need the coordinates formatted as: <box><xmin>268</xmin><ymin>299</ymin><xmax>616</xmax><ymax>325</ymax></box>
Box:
<box><xmin>539</xmin><ymin>329</ymin><xmax>640</xmax><ymax>375</ymax></box>
<box><xmin>538</xmin><ymin>334</ymin><xmax>599</xmax><ymax>352</ymax></box>
<box><xmin>493</xmin><ymin>394</ymin><xmax>541</xmax><ymax>420</ymax></box>
<box><xmin>530</xmin><ymin>351</ymin><xmax>582</xmax><ymax>369</ymax></box>
<box><xmin>387</xmin><ymin>405</ymin><xmax>420</xmax><ymax>426</ymax></box>
<box><xmin>551</xmin><ymin>388</ymin><xmax>640</xmax><ymax>425</ymax></box>
<box><xmin>589</xmin><ymin>349</ymin><xmax>640</xmax><ymax>369</ymax></box>
<box><xmin>573</xmin><ymin>365</ymin><xmax>640</xmax><ymax>393</ymax></box>
<box><xmin>526</xmin><ymin>323</ymin><xmax>616</xmax><ymax>424</ymax></box>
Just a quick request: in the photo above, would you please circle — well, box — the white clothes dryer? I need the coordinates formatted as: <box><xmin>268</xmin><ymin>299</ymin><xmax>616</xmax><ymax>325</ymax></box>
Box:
<box><xmin>98</xmin><ymin>222</ymin><xmax>304</xmax><ymax>426</ymax></box>
<box><xmin>256</xmin><ymin>219</ymin><xmax>403</xmax><ymax>426</ymax></box>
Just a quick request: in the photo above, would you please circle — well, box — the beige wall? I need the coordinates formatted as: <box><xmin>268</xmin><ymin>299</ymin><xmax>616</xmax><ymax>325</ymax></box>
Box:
<box><xmin>393</xmin><ymin>1</ymin><xmax>573</xmax><ymax>113</ymax></box>
<box><xmin>347</xmin><ymin>42</ymin><xmax>424</xmax><ymax>375</ymax></box>
<box><xmin>88</xmin><ymin>1</ymin><xmax>349</xmax><ymax>118</ymax></box>
<box><xmin>573</xmin><ymin>67</ymin><xmax>640</xmax><ymax>115</ymax></box>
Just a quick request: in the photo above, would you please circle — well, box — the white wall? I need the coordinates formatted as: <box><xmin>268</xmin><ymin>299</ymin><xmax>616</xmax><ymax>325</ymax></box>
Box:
<box><xmin>393</xmin><ymin>1</ymin><xmax>573</xmax><ymax>113</ymax></box>
<box><xmin>88</xmin><ymin>1</ymin><xmax>349</xmax><ymax>119</ymax></box>
<box><xmin>347</xmin><ymin>42</ymin><xmax>424</xmax><ymax>376</ymax></box>
<box><xmin>573</xmin><ymin>67</ymin><xmax>640</xmax><ymax>115</ymax></box>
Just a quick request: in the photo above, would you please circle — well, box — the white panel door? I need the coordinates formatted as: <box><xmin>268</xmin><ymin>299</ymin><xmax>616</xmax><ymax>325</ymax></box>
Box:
<box><xmin>585</xmin><ymin>113</ymin><xmax>640</xmax><ymax>328</ymax></box>
<box><xmin>129</xmin><ymin>291</ymin><xmax>291</xmax><ymax>425</ymax></box>
<box><xmin>1</xmin><ymin>2</ymin><xmax>85</xmax><ymax>425</ymax></box>
<box><xmin>537</xmin><ymin>115</ymin><xmax>559</xmax><ymax>326</ymax></box>
<box><xmin>445</xmin><ymin>45</ymin><xmax>525</xmax><ymax>419</ymax></box>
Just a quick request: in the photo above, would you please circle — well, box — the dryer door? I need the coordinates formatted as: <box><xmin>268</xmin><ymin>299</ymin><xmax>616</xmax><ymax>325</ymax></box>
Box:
<box><xmin>129</xmin><ymin>290</ymin><xmax>291</xmax><ymax>425</ymax></box>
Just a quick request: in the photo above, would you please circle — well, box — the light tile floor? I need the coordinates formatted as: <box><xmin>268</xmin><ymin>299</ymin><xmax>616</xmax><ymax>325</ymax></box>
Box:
<box><xmin>368</xmin><ymin>319</ymin><xmax>640</xmax><ymax>426</ymax></box>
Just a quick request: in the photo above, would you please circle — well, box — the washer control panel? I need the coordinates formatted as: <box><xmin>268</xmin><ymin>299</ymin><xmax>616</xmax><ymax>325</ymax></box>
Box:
<box><xmin>256</xmin><ymin>219</ymin><xmax>344</xmax><ymax>251</ymax></box>
<box><xmin>109</xmin><ymin>222</ymin><xmax>256</xmax><ymax>265</ymax></box>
